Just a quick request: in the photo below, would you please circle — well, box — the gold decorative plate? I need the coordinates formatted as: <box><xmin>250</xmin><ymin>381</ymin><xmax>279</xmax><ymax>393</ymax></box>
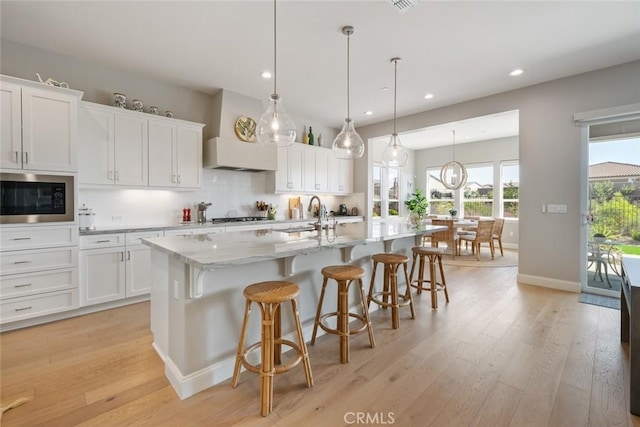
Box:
<box><xmin>234</xmin><ymin>116</ymin><xmax>257</xmax><ymax>142</ymax></box>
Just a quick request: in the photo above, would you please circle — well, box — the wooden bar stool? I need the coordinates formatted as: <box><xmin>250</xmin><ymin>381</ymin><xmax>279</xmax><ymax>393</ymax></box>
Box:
<box><xmin>232</xmin><ymin>281</ymin><xmax>313</xmax><ymax>417</ymax></box>
<box><xmin>311</xmin><ymin>265</ymin><xmax>375</xmax><ymax>363</ymax></box>
<box><xmin>367</xmin><ymin>253</ymin><xmax>415</xmax><ymax>329</ymax></box>
<box><xmin>409</xmin><ymin>246</ymin><xmax>449</xmax><ymax>310</ymax></box>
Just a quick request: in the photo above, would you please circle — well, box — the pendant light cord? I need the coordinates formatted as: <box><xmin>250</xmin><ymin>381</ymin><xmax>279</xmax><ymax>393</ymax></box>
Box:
<box><xmin>393</xmin><ymin>59</ymin><xmax>398</xmax><ymax>136</ymax></box>
<box><xmin>272</xmin><ymin>0</ymin><xmax>277</xmax><ymax>96</ymax></box>
<box><xmin>346</xmin><ymin>32</ymin><xmax>351</xmax><ymax>120</ymax></box>
<box><xmin>452</xmin><ymin>130</ymin><xmax>456</xmax><ymax>162</ymax></box>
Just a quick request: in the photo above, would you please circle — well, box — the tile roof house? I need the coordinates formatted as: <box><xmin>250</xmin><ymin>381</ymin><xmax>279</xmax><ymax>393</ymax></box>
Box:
<box><xmin>589</xmin><ymin>161</ymin><xmax>640</xmax><ymax>197</ymax></box>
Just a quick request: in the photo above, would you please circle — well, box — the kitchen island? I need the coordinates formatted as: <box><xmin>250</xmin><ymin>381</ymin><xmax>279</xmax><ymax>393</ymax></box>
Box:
<box><xmin>143</xmin><ymin>221</ymin><xmax>445</xmax><ymax>399</ymax></box>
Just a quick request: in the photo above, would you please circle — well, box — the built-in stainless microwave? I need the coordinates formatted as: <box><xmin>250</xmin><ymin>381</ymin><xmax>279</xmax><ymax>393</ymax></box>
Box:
<box><xmin>0</xmin><ymin>173</ymin><xmax>75</xmax><ymax>224</ymax></box>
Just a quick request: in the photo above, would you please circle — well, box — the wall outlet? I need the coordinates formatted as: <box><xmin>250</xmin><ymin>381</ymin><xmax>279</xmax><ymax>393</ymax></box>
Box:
<box><xmin>112</xmin><ymin>215</ymin><xmax>124</xmax><ymax>222</ymax></box>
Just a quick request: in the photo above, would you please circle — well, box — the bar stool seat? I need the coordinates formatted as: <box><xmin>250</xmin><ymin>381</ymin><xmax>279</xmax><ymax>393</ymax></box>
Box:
<box><xmin>367</xmin><ymin>253</ymin><xmax>415</xmax><ymax>329</ymax></box>
<box><xmin>311</xmin><ymin>265</ymin><xmax>375</xmax><ymax>363</ymax></box>
<box><xmin>232</xmin><ymin>281</ymin><xmax>313</xmax><ymax>417</ymax></box>
<box><xmin>410</xmin><ymin>246</ymin><xmax>449</xmax><ymax>310</ymax></box>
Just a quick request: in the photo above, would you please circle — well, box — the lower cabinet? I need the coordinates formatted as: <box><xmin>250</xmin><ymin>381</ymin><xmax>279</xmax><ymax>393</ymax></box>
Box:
<box><xmin>79</xmin><ymin>231</ymin><xmax>161</xmax><ymax>307</ymax></box>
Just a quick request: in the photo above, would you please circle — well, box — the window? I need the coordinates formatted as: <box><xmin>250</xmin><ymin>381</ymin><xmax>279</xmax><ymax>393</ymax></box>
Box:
<box><xmin>501</xmin><ymin>162</ymin><xmax>519</xmax><ymax>218</ymax></box>
<box><xmin>372</xmin><ymin>163</ymin><xmax>402</xmax><ymax>218</ymax></box>
<box><xmin>463</xmin><ymin>164</ymin><xmax>493</xmax><ymax>216</ymax></box>
<box><xmin>426</xmin><ymin>167</ymin><xmax>454</xmax><ymax>215</ymax></box>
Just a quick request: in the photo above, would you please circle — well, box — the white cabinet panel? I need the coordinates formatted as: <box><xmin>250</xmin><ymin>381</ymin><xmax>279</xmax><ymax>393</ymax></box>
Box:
<box><xmin>80</xmin><ymin>233</ymin><xmax>125</xmax><ymax>249</ymax></box>
<box><xmin>1</xmin><ymin>247</ymin><xmax>77</xmax><ymax>275</ymax></box>
<box><xmin>176</xmin><ymin>125</ymin><xmax>202</xmax><ymax>188</ymax></box>
<box><xmin>114</xmin><ymin>114</ymin><xmax>148</xmax><ymax>186</ymax></box>
<box><xmin>80</xmin><ymin>246</ymin><xmax>126</xmax><ymax>306</ymax></box>
<box><xmin>0</xmin><ymin>76</ymin><xmax>81</xmax><ymax>172</ymax></box>
<box><xmin>1</xmin><ymin>269</ymin><xmax>76</xmax><ymax>299</ymax></box>
<box><xmin>126</xmin><ymin>245</ymin><xmax>151</xmax><ymax>297</ymax></box>
<box><xmin>79</xmin><ymin>105</ymin><xmax>114</xmax><ymax>185</ymax></box>
<box><xmin>1</xmin><ymin>289</ymin><xmax>77</xmax><ymax>323</ymax></box>
<box><xmin>148</xmin><ymin>120</ymin><xmax>176</xmax><ymax>187</ymax></box>
<box><xmin>1</xmin><ymin>225</ymin><xmax>77</xmax><ymax>251</ymax></box>
<box><xmin>125</xmin><ymin>230</ymin><xmax>163</xmax><ymax>245</ymax></box>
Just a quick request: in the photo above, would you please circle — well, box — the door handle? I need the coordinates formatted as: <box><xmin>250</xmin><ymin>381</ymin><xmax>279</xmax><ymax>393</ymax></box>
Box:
<box><xmin>15</xmin><ymin>306</ymin><xmax>32</xmax><ymax>312</ymax></box>
<box><xmin>120</xmin><ymin>251</ymin><xmax>124</xmax><ymax>262</ymax></box>
<box><xmin>127</xmin><ymin>250</ymin><xmax>131</xmax><ymax>261</ymax></box>
<box><xmin>14</xmin><ymin>283</ymin><xmax>32</xmax><ymax>288</ymax></box>
<box><xmin>14</xmin><ymin>151</ymin><xmax>19</xmax><ymax>164</ymax></box>
<box><xmin>12</xmin><ymin>237</ymin><xmax>31</xmax><ymax>241</ymax></box>
<box><xmin>13</xmin><ymin>260</ymin><xmax>31</xmax><ymax>264</ymax></box>
<box><xmin>22</xmin><ymin>152</ymin><xmax>28</xmax><ymax>164</ymax></box>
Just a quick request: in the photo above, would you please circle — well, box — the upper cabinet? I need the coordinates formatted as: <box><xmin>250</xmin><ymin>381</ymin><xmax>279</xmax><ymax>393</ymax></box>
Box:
<box><xmin>270</xmin><ymin>144</ymin><xmax>353</xmax><ymax>195</ymax></box>
<box><xmin>78</xmin><ymin>101</ymin><xmax>204</xmax><ymax>189</ymax></box>
<box><xmin>1</xmin><ymin>75</ymin><xmax>82</xmax><ymax>172</ymax></box>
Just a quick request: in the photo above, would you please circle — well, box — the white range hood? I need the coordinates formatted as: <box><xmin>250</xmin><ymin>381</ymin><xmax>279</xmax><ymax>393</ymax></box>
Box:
<box><xmin>203</xmin><ymin>137</ymin><xmax>277</xmax><ymax>172</ymax></box>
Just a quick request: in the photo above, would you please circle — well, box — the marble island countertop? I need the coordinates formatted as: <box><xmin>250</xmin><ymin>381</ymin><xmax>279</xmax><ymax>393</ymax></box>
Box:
<box><xmin>142</xmin><ymin>221</ymin><xmax>445</xmax><ymax>270</ymax></box>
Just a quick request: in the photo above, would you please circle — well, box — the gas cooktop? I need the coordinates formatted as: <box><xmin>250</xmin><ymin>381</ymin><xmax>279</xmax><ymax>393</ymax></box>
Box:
<box><xmin>210</xmin><ymin>216</ymin><xmax>269</xmax><ymax>224</ymax></box>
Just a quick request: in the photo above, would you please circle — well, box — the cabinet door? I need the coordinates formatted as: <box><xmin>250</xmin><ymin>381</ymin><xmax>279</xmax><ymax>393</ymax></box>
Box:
<box><xmin>0</xmin><ymin>81</ymin><xmax>22</xmax><ymax>170</ymax></box>
<box><xmin>80</xmin><ymin>247</ymin><xmax>126</xmax><ymax>306</ymax></box>
<box><xmin>274</xmin><ymin>146</ymin><xmax>289</xmax><ymax>191</ymax></box>
<box><xmin>303</xmin><ymin>148</ymin><xmax>316</xmax><ymax>192</ymax></box>
<box><xmin>79</xmin><ymin>106</ymin><xmax>115</xmax><ymax>185</ymax></box>
<box><xmin>176</xmin><ymin>125</ymin><xmax>202</xmax><ymax>188</ymax></box>
<box><xmin>315</xmin><ymin>148</ymin><xmax>330</xmax><ymax>192</ymax></box>
<box><xmin>21</xmin><ymin>86</ymin><xmax>78</xmax><ymax>172</ymax></box>
<box><xmin>114</xmin><ymin>114</ymin><xmax>148</xmax><ymax>186</ymax></box>
<box><xmin>339</xmin><ymin>158</ymin><xmax>353</xmax><ymax>193</ymax></box>
<box><xmin>125</xmin><ymin>245</ymin><xmax>151</xmax><ymax>297</ymax></box>
<box><xmin>148</xmin><ymin>120</ymin><xmax>177</xmax><ymax>187</ymax></box>
<box><xmin>288</xmin><ymin>144</ymin><xmax>305</xmax><ymax>192</ymax></box>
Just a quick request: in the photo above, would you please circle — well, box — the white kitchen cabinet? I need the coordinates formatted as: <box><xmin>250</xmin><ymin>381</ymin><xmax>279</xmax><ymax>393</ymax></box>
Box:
<box><xmin>148</xmin><ymin>120</ymin><xmax>203</xmax><ymax>189</ymax></box>
<box><xmin>1</xmin><ymin>75</ymin><xmax>82</xmax><ymax>172</ymax></box>
<box><xmin>79</xmin><ymin>103</ymin><xmax>147</xmax><ymax>186</ymax></box>
<box><xmin>0</xmin><ymin>223</ymin><xmax>79</xmax><ymax>325</ymax></box>
<box><xmin>79</xmin><ymin>230</ymin><xmax>162</xmax><ymax>306</ymax></box>
<box><xmin>303</xmin><ymin>145</ymin><xmax>330</xmax><ymax>193</ymax></box>
<box><xmin>330</xmin><ymin>156</ymin><xmax>354</xmax><ymax>194</ymax></box>
<box><xmin>273</xmin><ymin>144</ymin><xmax>305</xmax><ymax>192</ymax></box>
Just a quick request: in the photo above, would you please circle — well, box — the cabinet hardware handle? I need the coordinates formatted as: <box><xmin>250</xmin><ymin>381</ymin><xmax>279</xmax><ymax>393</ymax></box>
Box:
<box><xmin>14</xmin><ymin>283</ymin><xmax>32</xmax><ymax>288</ymax></box>
<box><xmin>108</xmin><ymin>170</ymin><xmax>113</xmax><ymax>180</ymax></box>
<box><xmin>23</xmin><ymin>152</ymin><xmax>28</xmax><ymax>164</ymax></box>
<box><xmin>177</xmin><ymin>175</ymin><xmax>181</xmax><ymax>184</ymax></box>
<box><xmin>120</xmin><ymin>252</ymin><xmax>124</xmax><ymax>261</ymax></box>
<box><xmin>14</xmin><ymin>151</ymin><xmax>19</xmax><ymax>164</ymax></box>
<box><xmin>127</xmin><ymin>250</ymin><xmax>131</xmax><ymax>260</ymax></box>
<box><xmin>15</xmin><ymin>306</ymin><xmax>32</xmax><ymax>312</ymax></box>
<box><xmin>115</xmin><ymin>171</ymin><xmax>120</xmax><ymax>181</ymax></box>
<box><xmin>95</xmin><ymin>240</ymin><xmax>110</xmax><ymax>243</ymax></box>
<box><xmin>172</xmin><ymin>174</ymin><xmax>176</xmax><ymax>183</ymax></box>
<box><xmin>13</xmin><ymin>260</ymin><xmax>31</xmax><ymax>264</ymax></box>
<box><xmin>12</xmin><ymin>237</ymin><xmax>31</xmax><ymax>241</ymax></box>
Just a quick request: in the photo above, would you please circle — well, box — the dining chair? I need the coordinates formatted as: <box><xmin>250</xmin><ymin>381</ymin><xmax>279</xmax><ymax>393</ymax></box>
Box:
<box><xmin>431</xmin><ymin>219</ymin><xmax>458</xmax><ymax>258</ymax></box>
<box><xmin>492</xmin><ymin>218</ymin><xmax>505</xmax><ymax>256</ymax></box>
<box><xmin>458</xmin><ymin>219</ymin><xmax>495</xmax><ymax>260</ymax></box>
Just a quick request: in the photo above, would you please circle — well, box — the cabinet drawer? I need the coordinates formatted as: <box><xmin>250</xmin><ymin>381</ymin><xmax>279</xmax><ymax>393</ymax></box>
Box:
<box><xmin>126</xmin><ymin>230</ymin><xmax>163</xmax><ymax>246</ymax></box>
<box><xmin>1</xmin><ymin>268</ymin><xmax>77</xmax><ymax>299</ymax></box>
<box><xmin>1</xmin><ymin>247</ymin><xmax>78</xmax><ymax>275</ymax></box>
<box><xmin>80</xmin><ymin>233</ymin><xmax>125</xmax><ymax>249</ymax></box>
<box><xmin>1</xmin><ymin>225</ymin><xmax>77</xmax><ymax>251</ymax></box>
<box><xmin>1</xmin><ymin>289</ymin><xmax>78</xmax><ymax>324</ymax></box>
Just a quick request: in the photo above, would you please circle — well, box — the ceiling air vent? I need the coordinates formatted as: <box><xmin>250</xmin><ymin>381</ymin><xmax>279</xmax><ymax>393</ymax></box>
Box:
<box><xmin>388</xmin><ymin>0</ymin><xmax>418</xmax><ymax>14</ymax></box>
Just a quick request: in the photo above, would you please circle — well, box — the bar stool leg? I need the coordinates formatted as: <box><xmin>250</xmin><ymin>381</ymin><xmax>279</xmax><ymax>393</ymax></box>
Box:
<box><xmin>382</xmin><ymin>264</ymin><xmax>391</xmax><ymax>309</ymax></box>
<box><xmin>390</xmin><ymin>264</ymin><xmax>400</xmax><ymax>329</ymax></box>
<box><xmin>409</xmin><ymin>251</ymin><xmax>418</xmax><ymax>291</ymax></box>
<box><xmin>311</xmin><ymin>276</ymin><xmax>329</xmax><ymax>345</ymax></box>
<box><xmin>232</xmin><ymin>299</ymin><xmax>252</xmax><ymax>388</ymax></box>
<box><xmin>260</xmin><ymin>302</ymin><xmax>277</xmax><ymax>416</ymax></box>
<box><xmin>273</xmin><ymin>304</ymin><xmax>282</xmax><ymax>366</ymax></box>
<box><xmin>338</xmin><ymin>279</ymin><xmax>349</xmax><ymax>363</ymax></box>
<box><xmin>429</xmin><ymin>254</ymin><xmax>438</xmax><ymax>310</ymax></box>
<box><xmin>356</xmin><ymin>278</ymin><xmax>376</xmax><ymax>348</ymax></box>
<box><xmin>290</xmin><ymin>299</ymin><xmax>314</xmax><ymax>387</ymax></box>
<box><xmin>367</xmin><ymin>261</ymin><xmax>379</xmax><ymax>310</ymax></box>
<box><xmin>438</xmin><ymin>254</ymin><xmax>449</xmax><ymax>303</ymax></box>
<box><xmin>417</xmin><ymin>255</ymin><xmax>426</xmax><ymax>294</ymax></box>
<box><xmin>402</xmin><ymin>261</ymin><xmax>415</xmax><ymax>319</ymax></box>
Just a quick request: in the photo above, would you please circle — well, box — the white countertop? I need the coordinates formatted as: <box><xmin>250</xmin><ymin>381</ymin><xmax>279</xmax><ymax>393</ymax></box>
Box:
<box><xmin>142</xmin><ymin>221</ymin><xmax>445</xmax><ymax>270</ymax></box>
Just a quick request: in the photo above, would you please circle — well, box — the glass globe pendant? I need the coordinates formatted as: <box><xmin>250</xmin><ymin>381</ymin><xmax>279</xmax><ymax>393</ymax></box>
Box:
<box><xmin>440</xmin><ymin>130</ymin><xmax>468</xmax><ymax>190</ymax></box>
<box><xmin>256</xmin><ymin>0</ymin><xmax>296</xmax><ymax>147</ymax></box>
<box><xmin>382</xmin><ymin>57</ymin><xmax>408</xmax><ymax>167</ymax></box>
<box><xmin>332</xmin><ymin>26</ymin><xmax>365</xmax><ymax>159</ymax></box>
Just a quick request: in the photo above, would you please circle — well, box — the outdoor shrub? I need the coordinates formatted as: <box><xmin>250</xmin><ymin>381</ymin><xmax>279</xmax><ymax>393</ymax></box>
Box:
<box><xmin>632</xmin><ymin>229</ymin><xmax>640</xmax><ymax>242</ymax></box>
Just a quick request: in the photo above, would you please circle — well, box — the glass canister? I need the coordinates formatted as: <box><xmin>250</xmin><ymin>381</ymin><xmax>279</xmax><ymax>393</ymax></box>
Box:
<box><xmin>79</xmin><ymin>204</ymin><xmax>96</xmax><ymax>230</ymax></box>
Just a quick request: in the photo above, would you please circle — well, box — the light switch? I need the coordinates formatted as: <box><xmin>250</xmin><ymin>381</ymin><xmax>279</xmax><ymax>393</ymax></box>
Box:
<box><xmin>547</xmin><ymin>204</ymin><xmax>567</xmax><ymax>214</ymax></box>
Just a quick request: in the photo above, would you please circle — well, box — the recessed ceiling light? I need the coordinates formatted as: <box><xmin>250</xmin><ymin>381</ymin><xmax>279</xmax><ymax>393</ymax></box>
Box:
<box><xmin>381</xmin><ymin>86</ymin><xmax>389</xmax><ymax>91</ymax></box>
<box><xmin>261</xmin><ymin>71</ymin><xmax>272</xmax><ymax>79</ymax></box>
<box><xmin>509</xmin><ymin>68</ymin><xmax>524</xmax><ymax>77</ymax></box>
<box><xmin>465</xmin><ymin>136</ymin><xmax>470</xmax><ymax>139</ymax></box>
<box><xmin>424</xmin><ymin>93</ymin><xmax>434</xmax><ymax>99</ymax></box>
<box><xmin>364</xmin><ymin>111</ymin><xmax>373</xmax><ymax>116</ymax></box>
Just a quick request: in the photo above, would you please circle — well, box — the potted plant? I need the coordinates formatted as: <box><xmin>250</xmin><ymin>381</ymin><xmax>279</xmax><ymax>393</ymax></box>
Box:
<box><xmin>405</xmin><ymin>189</ymin><xmax>428</xmax><ymax>224</ymax></box>
<box><xmin>448</xmin><ymin>208</ymin><xmax>458</xmax><ymax>220</ymax></box>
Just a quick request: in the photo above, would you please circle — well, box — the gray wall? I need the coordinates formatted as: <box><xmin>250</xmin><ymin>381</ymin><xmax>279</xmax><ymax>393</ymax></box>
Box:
<box><xmin>358</xmin><ymin>60</ymin><xmax>640</xmax><ymax>290</ymax></box>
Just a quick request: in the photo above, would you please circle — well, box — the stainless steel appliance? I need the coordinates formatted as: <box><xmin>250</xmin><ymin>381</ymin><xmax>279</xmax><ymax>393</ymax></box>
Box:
<box><xmin>197</xmin><ymin>202</ymin><xmax>212</xmax><ymax>223</ymax></box>
<box><xmin>0</xmin><ymin>173</ymin><xmax>75</xmax><ymax>224</ymax></box>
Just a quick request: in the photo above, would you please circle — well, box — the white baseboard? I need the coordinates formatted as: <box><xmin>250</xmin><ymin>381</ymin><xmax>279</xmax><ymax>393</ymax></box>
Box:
<box><xmin>517</xmin><ymin>273</ymin><xmax>580</xmax><ymax>293</ymax></box>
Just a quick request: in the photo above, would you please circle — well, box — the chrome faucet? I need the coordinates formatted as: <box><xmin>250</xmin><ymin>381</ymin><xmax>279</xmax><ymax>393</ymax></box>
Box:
<box><xmin>307</xmin><ymin>195</ymin><xmax>326</xmax><ymax>232</ymax></box>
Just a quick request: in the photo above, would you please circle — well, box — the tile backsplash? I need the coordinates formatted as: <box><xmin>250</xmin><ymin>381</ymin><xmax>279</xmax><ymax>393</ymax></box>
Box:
<box><xmin>79</xmin><ymin>169</ymin><xmax>363</xmax><ymax>227</ymax></box>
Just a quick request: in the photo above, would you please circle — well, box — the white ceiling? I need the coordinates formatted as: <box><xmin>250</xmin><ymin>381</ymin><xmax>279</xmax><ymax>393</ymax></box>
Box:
<box><xmin>2</xmin><ymin>1</ymin><xmax>639</xmax><ymax>149</ymax></box>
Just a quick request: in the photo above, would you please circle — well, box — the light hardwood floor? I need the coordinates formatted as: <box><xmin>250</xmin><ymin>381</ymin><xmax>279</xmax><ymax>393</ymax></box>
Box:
<box><xmin>1</xmin><ymin>265</ymin><xmax>639</xmax><ymax>426</ymax></box>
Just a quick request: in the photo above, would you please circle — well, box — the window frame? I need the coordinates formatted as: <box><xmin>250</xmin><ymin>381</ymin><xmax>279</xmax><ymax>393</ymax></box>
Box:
<box><xmin>462</xmin><ymin>162</ymin><xmax>494</xmax><ymax>218</ymax></box>
<box><xmin>372</xmin><ymin>162</ymin><xmax>403</xmax><ymax>219</ymax></box>
<box><xmin>500</xmin><ymin>161</ymin><xmax>520</xmax><ymax>219</ymax></box>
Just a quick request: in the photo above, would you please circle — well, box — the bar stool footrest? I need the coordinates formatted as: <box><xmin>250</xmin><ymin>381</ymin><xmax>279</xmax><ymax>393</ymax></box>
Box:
<box><xmin>369</xmin><ymin>291</ymin><xmax>412</xmax><ymax>308</ymax></box>
<box><xmin>318</xmin><ymin>311</ymin><xmax>369</xmax><ymax>336</ymax></box>
<box><xmin>240</xmin><ymin>339</ymin><xmax>304</xmax><ymax>375</ymax></box>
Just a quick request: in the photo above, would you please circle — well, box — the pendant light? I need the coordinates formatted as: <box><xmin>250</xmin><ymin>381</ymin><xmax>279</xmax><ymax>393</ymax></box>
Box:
<box><xmin>382</xmin><ymin>57</ymin><xmax>409</xmax><ymax>167</ymax></box>
<box><xmin>440</xmin><ymin>130</ymin><xmax>468</xmax><ymax>190</ymax></box>
<box><xmin>332</xmin><ymin>26</ymin><xmax>365</xmax><ymax>159</ymax></box>
<box><xmin>256</xmin><ymin>0</ymin><xmax>296</xmax><ymax>146</ymax></box>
